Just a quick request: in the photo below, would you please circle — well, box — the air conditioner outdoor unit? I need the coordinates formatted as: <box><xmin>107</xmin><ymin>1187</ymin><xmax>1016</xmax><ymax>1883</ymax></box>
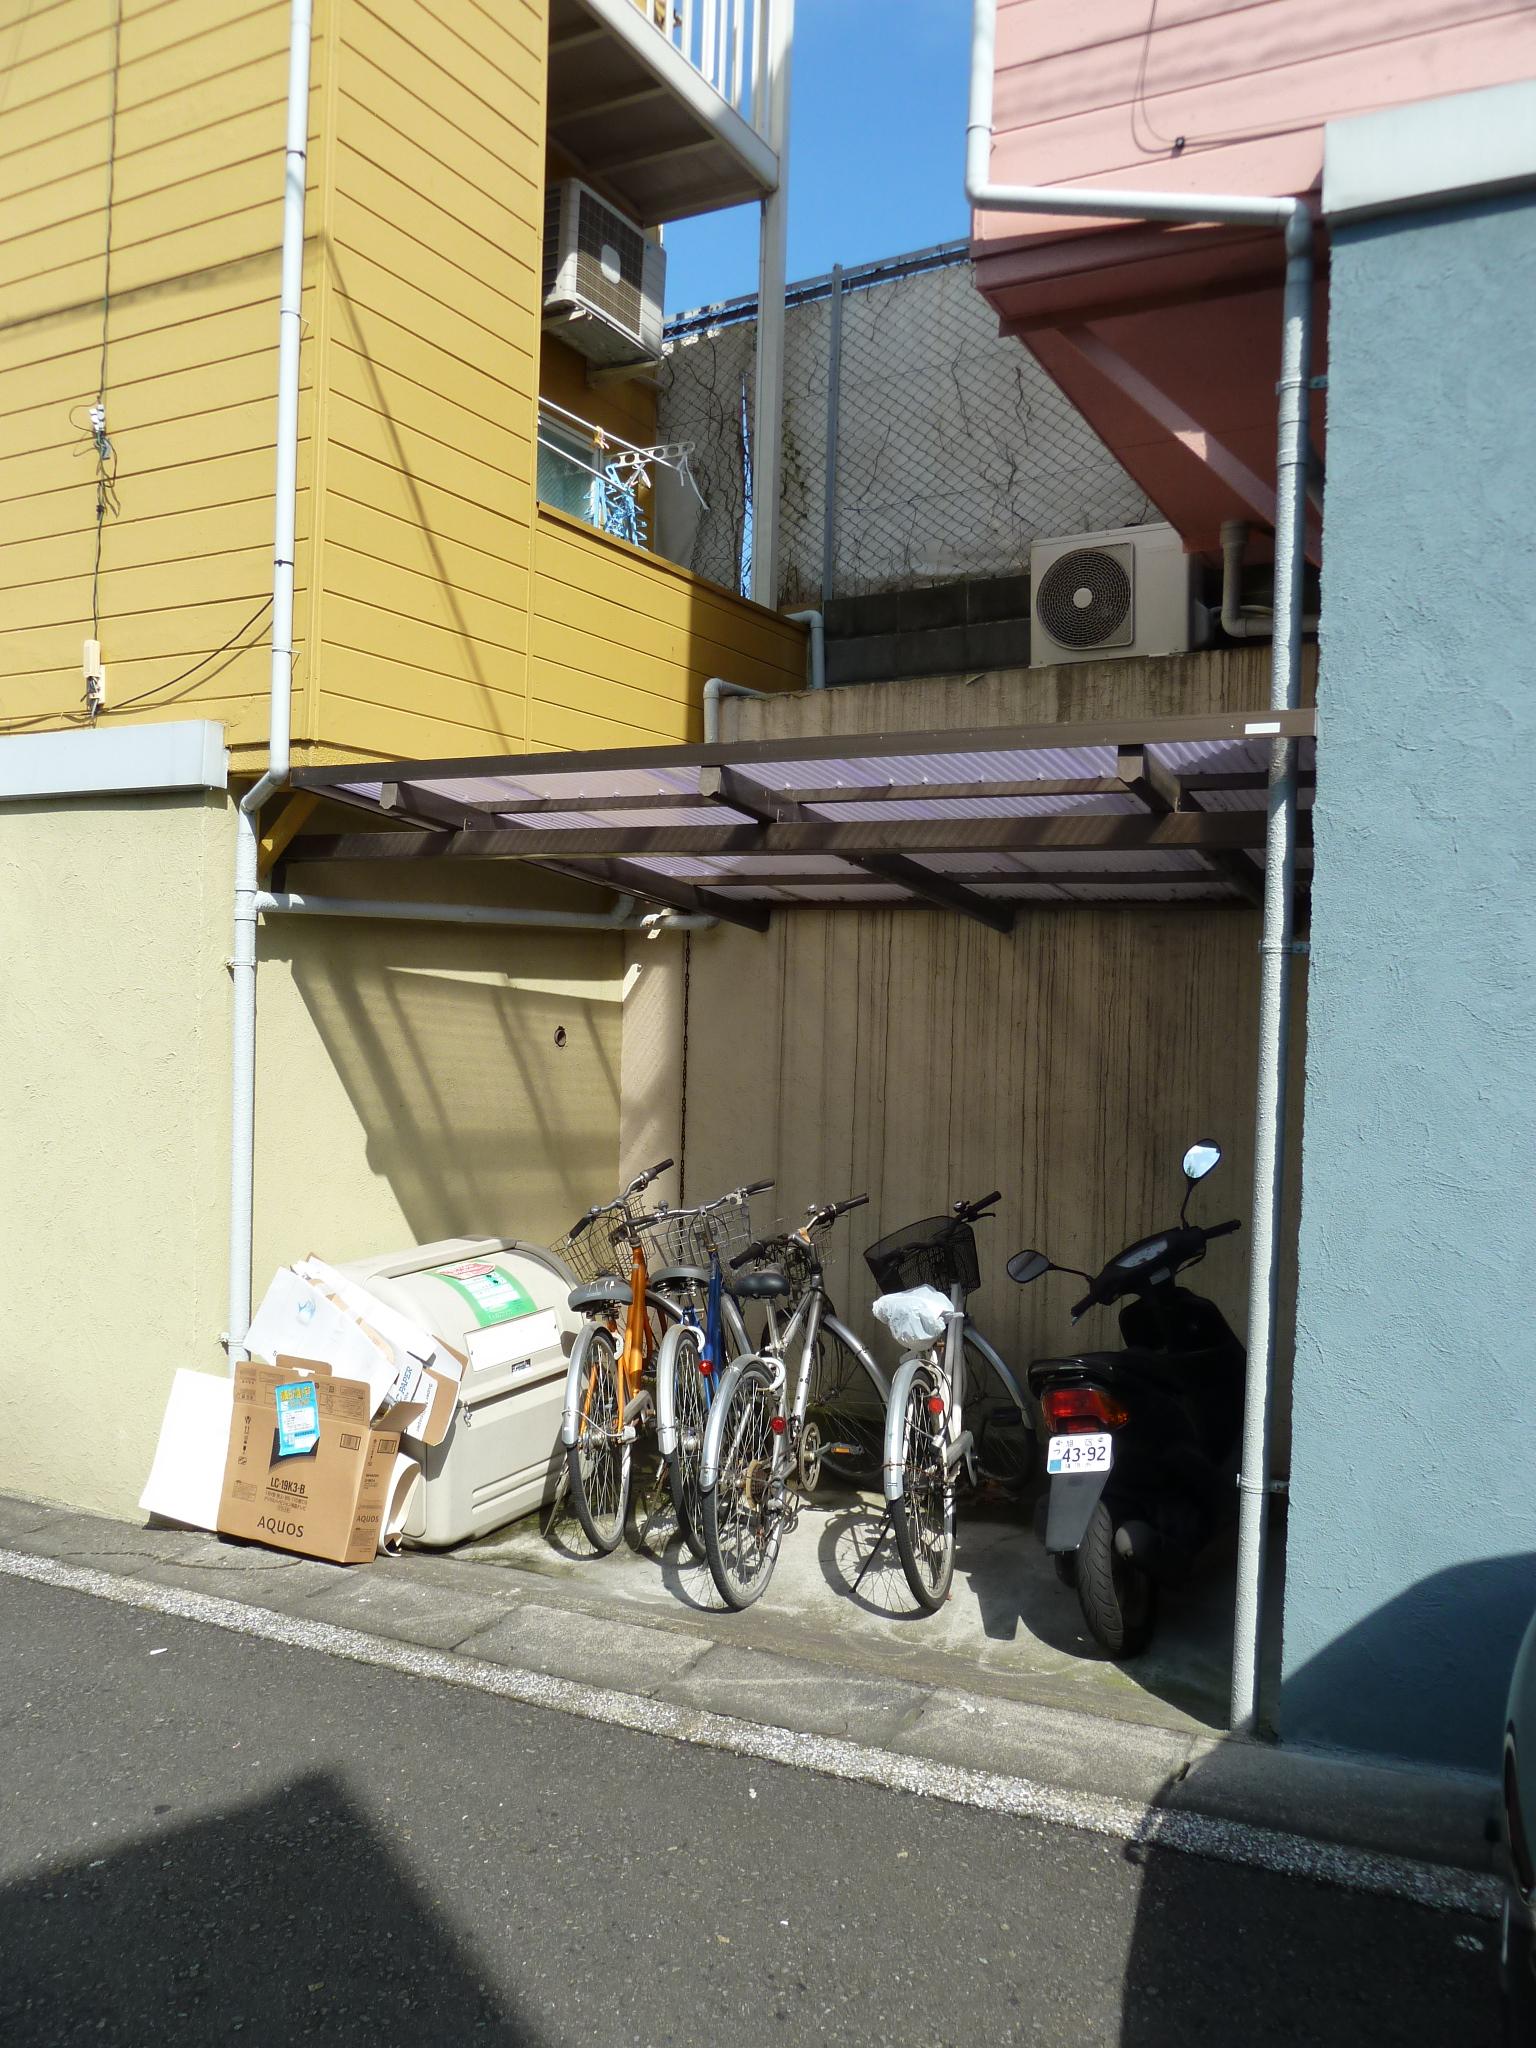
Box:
<box><xmin>1029</xmin><ymin>522</ymin><xmax>1198</xmax><ymax>666</ymax></box>
<box><xmin>542</xmin><ymin>177</ymin><xmax>665</xmax><ymax>368</ymax></box>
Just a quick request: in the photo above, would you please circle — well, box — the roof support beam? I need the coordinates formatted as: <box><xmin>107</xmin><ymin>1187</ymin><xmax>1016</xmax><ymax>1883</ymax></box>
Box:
<box><xmin>288</xmin><ymin>809</ymin><xmax>1301</xmax><ymax>864</ymax></box>
<box><xmin>700</xmin><ymin>764</ymin><xmax>1012</xmax><ymax>932</ymax></box>
<box><xmin>1117</xmin><ymin>745</ymin><xmax>1265</xmax><ymax>908</ymax></box>
<box><xmin>850</xmin><ymin>854</ymin><xmax>1016</xmax><ymax>932</ymax></box>
<box><xmin>538</xmin><ymin>857</ymin><xmax>771</xmax><ymax>933</ymax></box>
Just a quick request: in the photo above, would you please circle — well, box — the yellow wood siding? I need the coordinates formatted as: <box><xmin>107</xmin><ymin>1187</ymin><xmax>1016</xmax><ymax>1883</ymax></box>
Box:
<box><xmin>3</xmin><ymin>0</ymin><xmax>805</xmax><ymax>765</ymax></box>
<box><xmin>530</xmin><ymin>506</ymin><xmax>805</xmax><ymax>748</ymax></box>
<box><xmin>307</xmin><ymin>0</ymin><xmax>544</xmax><ymax>763</ymax></box>
<box><xmin>1</xmin><ymin>0</ymin><xmax>316</xmax><ymax>748</ymax></box>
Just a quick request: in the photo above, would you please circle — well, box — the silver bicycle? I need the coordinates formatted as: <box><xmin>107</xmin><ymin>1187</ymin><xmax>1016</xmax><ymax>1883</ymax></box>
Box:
<box><xmin>698</xmin><ymin>1195</ymin><xmax>888</xmax><ymax>1609</ymax></box>
<box><xmin>651</xmin><ymin>1179</ymin><xmax>773</xmax><ymax>1558</ymax></box>
<box><xmin>871</xmin><ymin>1193</ymin><xmax>1038</xmax><ymax>1612</ymax></box>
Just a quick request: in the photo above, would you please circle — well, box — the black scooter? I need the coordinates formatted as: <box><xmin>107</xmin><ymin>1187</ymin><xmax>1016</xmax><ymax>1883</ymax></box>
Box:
<box><xmin>1007</xmin><ymin>1141</ymin><xmax>1244</xmax><ymax>1658</ymax></box>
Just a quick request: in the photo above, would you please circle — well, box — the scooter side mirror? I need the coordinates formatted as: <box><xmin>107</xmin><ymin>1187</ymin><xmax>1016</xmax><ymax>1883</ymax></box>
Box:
<box><xmin>1182</xmin><ymin>1141</ymin><xmax>1221</xmax><ymax>1184</ymax></box>
<box><xmin>1007</xmin><ymin>1249</ymin><xmax>1052</xmax><ymax>1287</ymax></box>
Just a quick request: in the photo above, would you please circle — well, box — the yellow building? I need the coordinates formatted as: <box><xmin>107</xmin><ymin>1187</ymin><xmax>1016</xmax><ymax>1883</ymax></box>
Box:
<box><xmin>3</xmin><ymin>0</ymin><xmax>805</xmax><ymax>764</ymax></box>
<box><xmin>1</xmin><ymin>0</ymin><xmax>805</xmax><ymax>1515</ymax></box>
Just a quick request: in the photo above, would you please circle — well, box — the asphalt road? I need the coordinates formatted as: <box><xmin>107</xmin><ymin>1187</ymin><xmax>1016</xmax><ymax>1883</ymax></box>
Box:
<box><xmin>0</xmin><ymin>1573</ymin><xmax>1498</xmax><ymax>2047</ymax></box>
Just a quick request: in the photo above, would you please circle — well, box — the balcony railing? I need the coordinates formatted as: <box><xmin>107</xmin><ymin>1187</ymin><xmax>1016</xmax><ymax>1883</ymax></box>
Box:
<box><xmin>643</xmin><ymin>0</ymin><xmax>761</xmax><ymax>120</ymax></box>
<box><xmin>536</xmin><ymin>398</ymin><xmax>706</xmax><ymax>554</ymax></box>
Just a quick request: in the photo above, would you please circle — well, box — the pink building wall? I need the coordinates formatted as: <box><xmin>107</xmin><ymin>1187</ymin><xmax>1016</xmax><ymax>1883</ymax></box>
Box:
<box><xmin>971</xmin><ymin>0</ymin><xmax>1536</xmax><ymax>554</ymax></box>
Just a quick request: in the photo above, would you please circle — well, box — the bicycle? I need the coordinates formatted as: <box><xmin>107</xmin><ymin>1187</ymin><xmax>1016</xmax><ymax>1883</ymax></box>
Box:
<box><xmin>869</xmin><ymin>1192</ymin><xmax>1038</xmax><ymax>1612</ymax></box>
<box><xmin>698</xmin><ymin>1194</ymin><xmax>888</xmax><ymax>1610</ymax></box>
<box><xmin>651</xmin><ymin>1180</ymin><xmax>773</xmax><ymax>1558</ymax></box>
<box><xmin>555</xmin><ymin>1157</ymin><xmax>680</xmax><ymax>1553</ymax></box>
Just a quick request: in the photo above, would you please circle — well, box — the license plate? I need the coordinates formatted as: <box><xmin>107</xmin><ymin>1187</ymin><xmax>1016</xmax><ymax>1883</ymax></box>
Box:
<box><xmin>1047</xmin><ymin>1432</ymin><xmax>1113</xmax><ymax>1475</ymax></box>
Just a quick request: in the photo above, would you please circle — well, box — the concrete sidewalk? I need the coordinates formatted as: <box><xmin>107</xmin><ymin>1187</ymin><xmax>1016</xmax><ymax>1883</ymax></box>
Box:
<box><xmin>0</xmin><ymin>1489</ymin><xmax>1497</xmax><ymax>1879</ymax></box>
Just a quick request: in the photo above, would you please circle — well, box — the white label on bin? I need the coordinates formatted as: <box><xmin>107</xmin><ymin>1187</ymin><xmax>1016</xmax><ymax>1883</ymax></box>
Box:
<box><xmin>466</xmin><ymin>1306</ymin><xmax>561</xmax><ymax>1374</ymax></box>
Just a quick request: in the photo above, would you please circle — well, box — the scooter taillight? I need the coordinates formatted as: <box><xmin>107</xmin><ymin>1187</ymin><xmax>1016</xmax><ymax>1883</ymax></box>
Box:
<box><xmin>1043</xmin><ymin>1385</ymin><xmax>1128</xmax><ymax>1433</ymax></box>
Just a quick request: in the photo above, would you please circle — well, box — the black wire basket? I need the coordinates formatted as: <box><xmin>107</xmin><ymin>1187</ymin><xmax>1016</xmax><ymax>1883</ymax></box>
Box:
<box><xmin>864</xmin><ymin>1216</ymin><xmax>980</xmax><ymax>1299</ymax></box>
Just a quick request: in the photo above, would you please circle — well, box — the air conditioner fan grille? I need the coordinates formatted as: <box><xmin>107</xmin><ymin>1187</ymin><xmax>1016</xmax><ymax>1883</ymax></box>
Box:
<box><xmin>1036</xmin><ymin>547</ymin><xmax>1133</xmax><ymax>649</ymax></box>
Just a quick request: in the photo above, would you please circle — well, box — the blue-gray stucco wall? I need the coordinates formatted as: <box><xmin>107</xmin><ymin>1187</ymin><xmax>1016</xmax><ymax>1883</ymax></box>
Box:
<box><xmin>1281</xmin><ymin>193</ymin><xmax>1536</xmax><ymax>1770</ymax></box>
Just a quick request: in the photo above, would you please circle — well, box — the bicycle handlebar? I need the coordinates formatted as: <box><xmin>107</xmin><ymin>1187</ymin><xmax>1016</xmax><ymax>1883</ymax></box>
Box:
<box><xmin>954</xmin><ymin>1189</ymin><xmax>1002</xmax><ymax>1221</ymax></box>
<box><xmin>742</xmin><ymin>1178</ymin><xmax>775</xmax><ymax>1197</ymax></box>
<box><xmin>1206</xmin><ymin>1218</ymin><xmax>1241</xmax><ymax>1239</ymax></box>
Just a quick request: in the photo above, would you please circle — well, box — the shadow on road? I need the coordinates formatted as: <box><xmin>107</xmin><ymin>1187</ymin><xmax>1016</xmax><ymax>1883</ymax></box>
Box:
<box><xmin>0</xmin><ymin>1772</ymin><xmax>541</xmax><ymax>2045</ymax></box>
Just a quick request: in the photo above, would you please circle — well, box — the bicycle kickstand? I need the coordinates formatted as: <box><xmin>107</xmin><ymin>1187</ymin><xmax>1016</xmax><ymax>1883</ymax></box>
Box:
<box><xmin>853</xmin><ymin>1504</ymin><xmax>897</xmax><ymax>1592</ymax></box>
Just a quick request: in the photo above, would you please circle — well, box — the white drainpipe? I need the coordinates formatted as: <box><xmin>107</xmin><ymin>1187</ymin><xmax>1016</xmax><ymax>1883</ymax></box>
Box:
<box><xmin>783</xmin><ymin>607</ymin><xmax>826</xmax><ymax>690</ymax></box>
<box><xmin>967</xmin><ymin>0</ymin><xmax>1313</xmax><ymax>1739</ymax></box>
<box><xmin>228</xmin><ymin>0</ymin><xmax>311</xmax><ymax>1360</ymax></box>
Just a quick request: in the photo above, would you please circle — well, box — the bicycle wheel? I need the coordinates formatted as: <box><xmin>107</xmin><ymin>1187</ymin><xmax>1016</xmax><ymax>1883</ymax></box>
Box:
<box><xmin>805</xmin><ymin>1326</ymin><xmax>882</xmax><ymax>1482</ymax></box>
<box><xmin>891</xmin><ymin>1362</ymin><xmax>956</xmax><ymax>1612</ymax></box>
<box><xmin>701</xmin><ymin>1362</ymin><xmax>785</xmax><ymax>1610</ymax></box>
<box><xmin>663</xmin><ymin>1324</ymin><xmax>711</xmax><ymax>1559</ymax></box>
<box><xmin>962</xmin><ymin>1331</ymin><xmax>1038</xmax><ymax>1495</ymax></box>
<box><xmin>564</xmin><ymin>1322</ymin><xmax>631</xmax><ymax>1554</ymax></box>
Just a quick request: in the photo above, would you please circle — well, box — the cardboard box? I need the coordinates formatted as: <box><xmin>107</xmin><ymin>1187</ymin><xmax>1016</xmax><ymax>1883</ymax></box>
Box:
<box><xmin>218</xmin><ymin>1358</ymin><xmax>420</xmax><ymax>1565</ymax></box>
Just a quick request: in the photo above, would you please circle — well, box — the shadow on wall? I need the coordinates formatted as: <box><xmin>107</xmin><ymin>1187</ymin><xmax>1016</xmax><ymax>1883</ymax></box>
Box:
<box><xmin>0</xmin><ymin>1773</ymin><xmax>540</xmax><ymax>2044</ymax></box>
<box><xmin>1281</xmin><ymin>1550</ymin><xmax>1536</xmax><ymax>1774</ymax></box>
<box><xmin>266</xmin><ymin>923</ymin><xmax>623</xmax><ymax>1251</ymax></box>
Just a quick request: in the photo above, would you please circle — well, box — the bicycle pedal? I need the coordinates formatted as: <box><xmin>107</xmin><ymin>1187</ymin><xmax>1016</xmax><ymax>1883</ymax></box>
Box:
<box><xmin>810</xmin><ymin>1442</ymin><xmax>863</xmax><ymax>1464</ymax></box>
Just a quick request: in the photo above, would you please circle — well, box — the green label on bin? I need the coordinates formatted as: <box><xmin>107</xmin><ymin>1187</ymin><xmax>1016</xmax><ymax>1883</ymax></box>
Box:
<box><xmin>429</xmin><ymin>1260</ymin><xmax>538</xmax><ymax>1328</ymax></box>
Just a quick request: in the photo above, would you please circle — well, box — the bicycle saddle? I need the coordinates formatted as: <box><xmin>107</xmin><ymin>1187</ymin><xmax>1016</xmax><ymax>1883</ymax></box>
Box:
<box><xmin>649</xmin><ymin>1265</ymin><xmax>712</xmax><ymax>1290</ymax></box>
<box><xmin>733</xmin><ymin>1268</ymin><xmax>791</xmax><ymax>1300</ymax></box>
<box><xmin>568</xmin><ymin>1279</ymin><xmax>631</xmax><ymax>1312</ymax></box>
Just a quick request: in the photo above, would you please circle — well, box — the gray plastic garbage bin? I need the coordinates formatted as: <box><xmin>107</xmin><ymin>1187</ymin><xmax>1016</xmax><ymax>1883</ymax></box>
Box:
<box><xmin>336</xmin><ymin>1237</ymin><xmax>579</xmax><ymax>1547</ymax></box>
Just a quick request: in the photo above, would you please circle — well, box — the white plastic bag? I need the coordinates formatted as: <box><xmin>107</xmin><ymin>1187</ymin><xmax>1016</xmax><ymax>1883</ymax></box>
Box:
<box><xmin>872</xmin><ymin>1285</ymin><xmax>953</xmax><ymax>1350</ymax></box>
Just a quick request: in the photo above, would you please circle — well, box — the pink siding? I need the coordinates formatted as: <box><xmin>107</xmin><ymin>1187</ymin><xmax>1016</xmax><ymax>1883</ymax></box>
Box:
<box><xmin>977</xmin><ymin>0</ymin><xmax>1536</xmax><ymax>254</ymax></box>
<box><xmin>970</xmin><ymin>0</ymin><xmax>1536</xmax><ymax>556</ymax></box>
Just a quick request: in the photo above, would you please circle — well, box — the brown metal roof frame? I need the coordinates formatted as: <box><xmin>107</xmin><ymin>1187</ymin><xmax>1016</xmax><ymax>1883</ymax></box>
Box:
<box><xmin>283</xmin><ymin>708</ymin><xmax>1317</xmax><ymax>935</ymax></box>
<box><xmin>290</xmin><ymin>707</ymin><xmax>1315</xmax><ymax>790</ymax></box>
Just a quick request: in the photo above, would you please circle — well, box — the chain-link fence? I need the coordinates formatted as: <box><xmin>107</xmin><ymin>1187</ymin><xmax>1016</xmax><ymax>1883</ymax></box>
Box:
<box><xmin>658</xmin><ymin>241</ymin><xmax>1150</xmax><ymax>606</ymax></box>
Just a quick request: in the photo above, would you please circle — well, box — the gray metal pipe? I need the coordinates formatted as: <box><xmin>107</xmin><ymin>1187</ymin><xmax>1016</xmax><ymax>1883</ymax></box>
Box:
<box><xmin>1221</xmin><ymin>519</ymin><xmax>1320</xmax><ymax>641</ymax></box>
<box><xmin>256</xmin><ymin>891</ymin><xmax>718</xmax><ymax>934</ymax></box>
<box><xmin>783</xmin><ymin>608</ymin><xmax>826</xmax><ymax>689</ymax></box>
<box><xmin>702</xmin><ymin>674</ymin><xmax>769</xmax><ymax>744</ymax></box>
<box><xmin>965</xmin><ymin>0</ymin><xmax>1312</xmax><ymax>1737</ymax></box>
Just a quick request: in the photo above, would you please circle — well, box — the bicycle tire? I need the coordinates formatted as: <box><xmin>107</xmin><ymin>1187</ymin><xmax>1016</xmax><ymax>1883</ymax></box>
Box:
<box><xmin>564</xmin><ymin>1322</ymin><xmax>631</xmax><ymax>1554</ymax></box>
<box><xmin>962</xmin><ymin>1330</ymin><xmax>1038</xmax><ymax>1494</ymax></box>
<box><xmin>805</xmin><ymin>1325</ymin><xmax>883</xmax><ymax>1481</ymax></box>
<box><xmin>701</xmin><ymin>1361</ymin><xmax>785</xmax><ymax>1610</ymax></box>
<box><xmin>891</xmin><ymin>1361</ymin><xmax>956</xmax><ymax>1613</ymax></box>
<box><xmin>661</xmin><ymin>1323</ymin><xmax>711</xmax><ymax>1559</ymax></box>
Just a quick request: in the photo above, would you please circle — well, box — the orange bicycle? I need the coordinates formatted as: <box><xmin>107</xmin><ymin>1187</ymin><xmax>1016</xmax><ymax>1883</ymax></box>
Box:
<box><xmin>555</xmin><ymin>1158</ymin><xmax>677</xmax><ymax>1552</ymax></box>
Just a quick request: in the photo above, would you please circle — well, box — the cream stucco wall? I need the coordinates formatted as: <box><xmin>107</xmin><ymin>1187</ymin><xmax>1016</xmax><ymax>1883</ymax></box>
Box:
<box><xmin>2</xmin><ymin>793</ymin><xmax>233</xmax><ymax>1517</ymax></box>
<box><xmin>2</xmin><ymin>794</ymin><xmax>626</xmax><ymax>1520</ymax></box>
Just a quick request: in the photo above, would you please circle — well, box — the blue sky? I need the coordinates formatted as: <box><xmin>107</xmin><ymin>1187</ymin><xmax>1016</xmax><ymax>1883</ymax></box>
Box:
<box><xmin>664</xmin><ymin>0</ymin><xmax>975</xmax><ymax>314</ymax></box>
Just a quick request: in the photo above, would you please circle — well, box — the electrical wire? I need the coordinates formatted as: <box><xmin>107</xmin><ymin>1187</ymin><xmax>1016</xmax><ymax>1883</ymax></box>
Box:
<box><xmin>87</xmin><ymin>0</ymin><xmax>125</xmax><ymax>692</ymax></box>
<box><xmin>107</xmin><ymin>596</ymin><xmax>274</xmax><ymax>712</ymax></box>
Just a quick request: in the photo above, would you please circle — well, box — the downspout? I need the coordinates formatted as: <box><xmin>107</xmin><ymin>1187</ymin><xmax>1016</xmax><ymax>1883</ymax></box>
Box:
<box><xmin>1221</xmin><ymin>519</ymin><xmax>1320</xmax><ymax>641</ymax></box>
<box><xmin>783</xmin><ymin>607</ymin><xmax>826</xmax><ymax>689</ymax></box>
<box><xmin>228</xmin><ymin>0</ymin><xmax>311</xmax><ymax>1360</ymax></box>
<box><xmin>967</xmin><ymin>0</ymin><xmax>1311</xmax><ymax>1739</ymax></box>
<box><xmin>702</xmin><ymin>674</ymin><xmax>769</xmax><ymax>745</ymax></box>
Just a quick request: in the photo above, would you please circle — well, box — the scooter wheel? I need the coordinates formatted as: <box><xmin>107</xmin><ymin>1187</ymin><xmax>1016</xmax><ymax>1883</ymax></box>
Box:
<box><xmin>1076</xmin><ymin>1502</ymin><xmax>1156</xmax><ymax>1658</ymax></box>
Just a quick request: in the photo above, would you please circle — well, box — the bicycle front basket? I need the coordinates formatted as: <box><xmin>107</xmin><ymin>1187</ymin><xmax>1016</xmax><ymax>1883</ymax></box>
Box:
<box><xmin>864</xmin><ymin>1216</ymin><xmax>980</xmax><ymax>1299</ymax></box>
<box><xmin>552</xmin><ymin>1201</ymin><xmax>640</xmax><ymax>1286</ymax></box>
